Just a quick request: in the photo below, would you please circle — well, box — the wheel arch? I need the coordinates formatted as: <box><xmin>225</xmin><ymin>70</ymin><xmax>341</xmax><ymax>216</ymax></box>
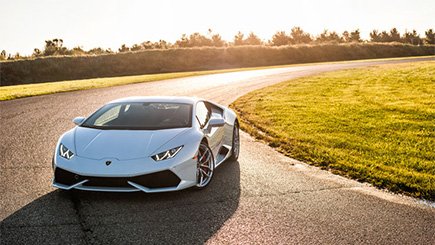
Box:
<box><xmin>200</xmin><ymin>137</ymin><xmax>209</xmax><ymax>145</ymax></box>
<box><xmin>234</xmin><ymin>117</ymin><xmax>239</xmax><ymax>126</ymax></box>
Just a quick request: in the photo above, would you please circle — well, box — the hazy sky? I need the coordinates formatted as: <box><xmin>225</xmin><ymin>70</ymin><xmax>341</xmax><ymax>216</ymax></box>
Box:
<box><xmin>1</xmin><ymin>0</ymin><xmax>434</xmax><ymax>55</ymax></box>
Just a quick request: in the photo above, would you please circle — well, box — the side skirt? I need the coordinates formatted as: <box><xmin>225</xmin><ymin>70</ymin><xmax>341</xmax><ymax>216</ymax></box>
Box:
<box><xmin>215</xmin><ymin>145</ymin><xmax>232</xmax><ymax>167</ymax></box>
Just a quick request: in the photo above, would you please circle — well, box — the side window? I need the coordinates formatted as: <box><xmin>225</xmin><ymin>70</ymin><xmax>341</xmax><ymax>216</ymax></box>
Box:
<box><xmin>195</xmin><ymin>102</ymin><xmax>210</xmax><ymax>129</ymax></box>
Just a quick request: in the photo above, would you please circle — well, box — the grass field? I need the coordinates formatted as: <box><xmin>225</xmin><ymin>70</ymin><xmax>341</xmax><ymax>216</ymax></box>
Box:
<box><xmin>0</xmin><ymin>69</ymin><xmax>230</xmax><ymax>100</ymax></box>
<box><xmin>0</xmin><ymin>66</ymin><xmax>277</xmax><ymax>101</ymax></box>
<box><xmin>1</xmin><ymin>56</ymin><xmax>433</xmax><ymax>101</ymax></box>
<box><xmin>231</xmin><ymin>61</ymin><xmax>435</xmax><ymax>200</ymax></box>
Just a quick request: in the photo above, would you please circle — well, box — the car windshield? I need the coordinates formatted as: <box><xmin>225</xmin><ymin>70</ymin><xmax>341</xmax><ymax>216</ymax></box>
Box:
<box><xmin>81</xmin><ymin>102</ymin><xmax>192</xmax><ymax>130</ymax></box>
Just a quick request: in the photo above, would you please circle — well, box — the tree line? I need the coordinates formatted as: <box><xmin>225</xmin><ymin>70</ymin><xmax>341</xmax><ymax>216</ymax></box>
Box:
<box><xmin>1</xmin><ymin>27</ymin><xmax>434</xmax><ymax>61</ymax></box>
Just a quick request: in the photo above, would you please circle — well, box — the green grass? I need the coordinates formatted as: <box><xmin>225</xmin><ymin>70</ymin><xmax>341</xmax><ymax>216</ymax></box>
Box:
<box><xmin>1</xmin><ymin>56</ymin><xmax>433</xmax><ymax>101</ymax></box>
<box><xmin>231</xmin><ymin>61</ymin><xmax>435</xmax><ymax>200</ymax></box>
<box><xmin>0</xmin><ymin>67</ymin><xmax>261</xmax><ymax>101</ymax></box>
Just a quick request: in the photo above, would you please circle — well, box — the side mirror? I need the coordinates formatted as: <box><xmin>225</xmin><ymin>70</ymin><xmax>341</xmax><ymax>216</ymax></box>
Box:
<box><xmin>73</xmin><ymin>117</ymin><xmax>85</xmax><ymax>125</ymax></box>
<box><xmin>208</xmin><ymin>118</ymin><xmax>225</xmax><ymax>127</ymax></box>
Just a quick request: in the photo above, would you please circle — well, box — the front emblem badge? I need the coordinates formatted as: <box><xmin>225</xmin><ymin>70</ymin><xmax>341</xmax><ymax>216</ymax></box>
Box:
<box><xmin>106</xmin><ymin>161</ymin><xmax>112</xmax><ymax>166</ymax></box>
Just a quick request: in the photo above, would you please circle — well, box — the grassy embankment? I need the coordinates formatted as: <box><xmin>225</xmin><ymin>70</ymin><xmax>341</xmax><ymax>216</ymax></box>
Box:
<box><xmin>231</xmin><ymin>61</ymin><xmax>435</xmax><ymax>200</ymax></box>
<box><xmin>1</xmin><ymin>56</ymin><xmax>434</xmax><ymax>101</ymax></box>
<box><xmin>2</xmin><ymin>43</ymin><xmax>433</xmax><ymax>86</ymax></box>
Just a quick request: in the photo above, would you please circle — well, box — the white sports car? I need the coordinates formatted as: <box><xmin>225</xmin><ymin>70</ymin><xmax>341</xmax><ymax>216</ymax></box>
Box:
<box><xmin>52</xmin><ymin>96</ymin><xmax>239</xmax><ymax>193</ymax></box>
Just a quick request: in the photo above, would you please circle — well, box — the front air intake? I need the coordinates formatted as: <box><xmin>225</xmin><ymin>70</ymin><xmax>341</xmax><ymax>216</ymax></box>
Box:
<box><xmin>54</xmin><ymin>167</ymin><xmax>181</xmax><ymax>189</ymax></box>
<box><xmin>54</xmin><ymin>167</ymin><xmax>83</xmax><ymax>186</ymax></box>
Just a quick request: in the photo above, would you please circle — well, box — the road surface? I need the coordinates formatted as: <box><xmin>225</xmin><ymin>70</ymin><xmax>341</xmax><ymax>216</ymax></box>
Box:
<box><xmin>1</xmin><ymin>58</ymin><xmax>434</xmax><ymax>244</ymax></box>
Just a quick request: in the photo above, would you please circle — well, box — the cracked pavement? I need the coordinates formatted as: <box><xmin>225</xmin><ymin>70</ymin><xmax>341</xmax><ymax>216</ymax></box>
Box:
<box><xmin>1</xmin><ymin>58</ymin><xmax>435</xmax><ymax>244</ymax></box>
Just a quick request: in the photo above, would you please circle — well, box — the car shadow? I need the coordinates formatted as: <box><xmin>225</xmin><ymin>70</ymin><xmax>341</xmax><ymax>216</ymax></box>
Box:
<box><xmin>1</xmin><ymin>160</ymin><xmax>241</xmax><ymax>244</ymax></box>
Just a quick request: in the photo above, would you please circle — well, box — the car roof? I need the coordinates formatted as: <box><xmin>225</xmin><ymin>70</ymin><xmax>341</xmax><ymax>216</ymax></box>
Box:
<box><xmin>108</xmin><ymin>96</ymin><xmax>201</xmax><ymax>105</ymax></box>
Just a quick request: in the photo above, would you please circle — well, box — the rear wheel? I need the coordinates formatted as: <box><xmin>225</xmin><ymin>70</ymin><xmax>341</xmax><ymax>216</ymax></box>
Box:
<box><xmin>196</xmin><ymin>142</ymin><xmax>214</xmax><ymax>188</ymax></box>
<box><xmin>229</xmin><ymin>121</ymin><xmax>240</xmax><ymax>161</ymax></box>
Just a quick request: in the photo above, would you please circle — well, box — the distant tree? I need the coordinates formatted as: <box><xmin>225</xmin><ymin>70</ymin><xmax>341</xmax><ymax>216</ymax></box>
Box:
<box><xmin>245</xmin><ymin>32</ymin><xmax>262</xmax><ymax>45</ymax></box>
<box><xmin>271</xmin><ymin>31</ymin><xmax>291</xmax><ymax>46</ymax></box>
<box><xmin>118</xmin><ymin>44</ymin><xmax>130</xmax><ymax>52</ymax></box>
<box><xmin>141</xmin><ymin>41</ymin><xmax>154</xmax><ymax>49</ymax></box>
<box><xmin>162</xmin><ymin>40</ymin><xmax>170</xmax><ymax>49</ymax></box>
<box><xmin>175</xmin><ymin>32</ymin><xmax>215</xmax><ymax>47</ymax></box>
<box><xmin>349</xmin><ymin>29</ymin><xmax>362</xmax><ymax>42</ymax></box>
<box><xmin>389</xmin><ymin>28</ymin><xmax>401</xmax><ymax>42</ymax></box>
<box><xmin>14</xmin><ymin>52</ymin><xmax>22</xmax><ymax>60</ymax></box>
<box><xmin>204</xmin><ymin>29</ymin><xmax>225</xmax><ymax>47</ymax></box>
<box><xmin>342</xmin><ymin>31</ymin><xmax>350</xmax><ymax>42</ymax></box>
<box><xmin>402</xmin><ymin>30</ymin><xmax>421</xmax><ymax>45</ymax></box>
<box><xmin>88</xmin><ymin>47</ymin><xmax>107</xmax><ymax>55</ymax></box>
<box><xmin>316</xmin><ymin>30</ymin><xmax>343</xmax><ymax>43</ymax></box>
<box><xmin>188</xmin><ymin>33</ymin><xmax>201</xmax><ymax>47</ymax></box>
<box><xmin>175</xmin><ymin>34</ymin><xmax>189</xmax><ymax>48</ymax></box>
<box><xmin>211</xmin><ymin>34</ymin><xmax>225</xmax><ymax>47</ymax></box>
<box><xmin>424</xmin><ymin>29</ymin><xmax>435</xmax><ymax>45</ymax></box>
<box><xmin>32</xmin><ymin>48</ymin><xmax>42</xmax><ymax>57</ymax></box>
<box><xmin>234</xmin><ymin>31</ymin><xmax>245</xmax><ymax>46</ymax></box>
<box><xmin>375</xmin><ymin>28</ymin><xmax>401</xmax><ymax>43</ymax></box>
<box><xmin>380</xmin><ymin>30</ymin><xmax>391</xmax><ymax>42</ymax></box>
<box><xmin>290</xmin><ymin>26</ymin><xmax>312</xmax><ymax>44</ymax></box>
<box><xmin>369</xmin><ymin>30</ymin><xmax>382</xmax><ymax>42</ymax></box>
<box><xmin>0</xmin><ymin>50</ymin><xmax>6</xmax><ymax>60</ymax></box>
<box><xmin>44</xmin><ymin>40</ymin><xmax>57</xmax><ymax>56</ymax></box>
<box><xmin>154</xmin><ymin>40</ymin><xmax>169</xmax><ymax>49</ymax></box>
<box><xmin>43</xmin><ymin>38</ymin><xmax>68</xmax><ymax>56</ymax></box>
<box><xmin>316</xmin><ymin>30</ymin><xmax>328</xmax><ymax>42</ymax></box>
<box><xmin>330</xmin><ymin>31</ymin><xmax>342</xmax><ymax>42</ymax></box>
<box><xmin>71</xmin><ymin>46</ymin><xmax>86</xmax><ymax>55</ymax></box>
<box><xmin>130</xmin><ymin>44</ymin><xmax>142</xmax><ymax>51</ymax></box>
<box><xmin>189</xmin><ymin>32</ymin><xmax>213</xmax><ymax>47</ymax></box>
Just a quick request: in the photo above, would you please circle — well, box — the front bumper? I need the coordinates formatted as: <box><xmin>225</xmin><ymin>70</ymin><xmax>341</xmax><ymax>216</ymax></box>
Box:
<box><xmin>53</xmin><ymin>167</ymin><xmax>191</xmax><ymax>193</ymax></box>
<box><xmin>52</xmin><ymin>142</ymin><xmax>199</xmax><ymax>193</ymax></box>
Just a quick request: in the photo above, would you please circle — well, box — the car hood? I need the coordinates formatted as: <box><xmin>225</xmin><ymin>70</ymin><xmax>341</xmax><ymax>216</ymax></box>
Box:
<box><xmin>74</xmin><ymin>127</ymin><xmax>189</xmax><ymax>160</ymax></box>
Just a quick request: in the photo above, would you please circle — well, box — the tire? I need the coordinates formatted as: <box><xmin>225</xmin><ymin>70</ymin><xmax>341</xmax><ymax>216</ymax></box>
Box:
<box><xmin>196</xmin><ymin>142</ymin><xmax>215</xmax><ymax>189</ymax></box>
<box><xmin>229</xmin><ymin>121</ymin><xmax>240</xmax><ymax>161</ymax></box>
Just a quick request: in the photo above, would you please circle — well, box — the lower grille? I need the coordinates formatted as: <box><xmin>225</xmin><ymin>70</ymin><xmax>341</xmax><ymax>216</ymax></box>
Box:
<box><xmin>55</xmin><ymin>167</ymin><xmax>84</xmax><ymax>186</ymax></box>
<box><xmin>84</xmin><ymin>177</ymin><xmax>131</xmax><ymax>188</ymax></box>
<box><xmin>54</xmin><ymin>168</ymin><xmax>181</xmax><ymax>189</ymax></box>
<box><xmin>130</xmin><ymin>171</ymin><xmax>182</xmax><ymax>188</ymax></box>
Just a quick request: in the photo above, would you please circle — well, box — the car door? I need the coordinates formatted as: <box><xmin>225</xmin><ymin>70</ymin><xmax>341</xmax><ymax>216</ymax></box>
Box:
<box><xmin>195</xmin><ymin>101</ymin><xmax>224</xmax><ymax>159</ymax></box>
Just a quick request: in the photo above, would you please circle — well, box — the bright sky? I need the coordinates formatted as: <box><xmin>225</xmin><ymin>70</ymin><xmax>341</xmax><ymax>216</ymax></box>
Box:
<box><xmin>1</xmin><ymin>0</ymin><xmax>434</xmax><ymax>55</ymax></box>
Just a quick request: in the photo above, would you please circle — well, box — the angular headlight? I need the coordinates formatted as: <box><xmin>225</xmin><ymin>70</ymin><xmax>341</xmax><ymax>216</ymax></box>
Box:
<box><xmin>152</xmin><ymin>146</ymin><xmax>183</xmax><ymax>161</ymax></box>
<box><xmin>59</xmin><ymin>143</ymin><xmax>75</xmax><ymax>160</ymax></box>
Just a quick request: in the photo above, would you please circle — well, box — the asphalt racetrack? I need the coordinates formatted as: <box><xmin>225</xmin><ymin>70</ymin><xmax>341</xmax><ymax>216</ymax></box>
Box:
<box><xmin>1</xmin><ymin>58</ymin><xmax>434</xmax><ymax>244</ymax></box>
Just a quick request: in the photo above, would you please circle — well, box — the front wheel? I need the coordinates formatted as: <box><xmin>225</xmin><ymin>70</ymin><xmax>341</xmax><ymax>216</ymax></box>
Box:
<box><xmin>196</xmin><ymin>142</ymin><xmax>215</xmax><ymax>189</ymax></box>
<box><xmin>229</xmin><ymin>121</ymin><xmax>240</xmax><ymax>161</ymax></box>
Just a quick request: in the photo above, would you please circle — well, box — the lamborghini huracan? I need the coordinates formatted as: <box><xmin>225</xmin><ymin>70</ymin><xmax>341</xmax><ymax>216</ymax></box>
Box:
<box><xmin>52</xmin><ymin>96</ymin><xmax>239</xmax><ymax>193</ymax></box>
